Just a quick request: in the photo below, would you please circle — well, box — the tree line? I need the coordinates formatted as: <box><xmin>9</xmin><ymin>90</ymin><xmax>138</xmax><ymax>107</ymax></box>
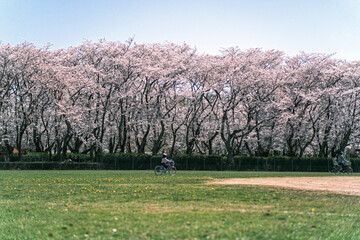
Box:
<box><xmin>0</xmin><ymin>39</ymin><xmax>359</xmax><ymax>162</ymax></box>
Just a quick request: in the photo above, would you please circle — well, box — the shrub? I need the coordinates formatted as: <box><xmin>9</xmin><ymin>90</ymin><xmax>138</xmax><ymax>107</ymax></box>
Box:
<box><xmin>1</xmin><ymin>152</ymin><xmax>357</xmax><ymax>172</ymax></box>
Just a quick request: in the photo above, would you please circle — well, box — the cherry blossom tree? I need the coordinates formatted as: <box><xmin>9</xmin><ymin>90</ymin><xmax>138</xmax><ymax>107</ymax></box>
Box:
<box><xmin>0</xmin><ymin>43</ymin><xmax>49</xmax><ymax>158</ymax></box>
<box><xmin>1</xmin><ymin>39</ymin><xmax>360</xmax><ymax>160</ymax></box>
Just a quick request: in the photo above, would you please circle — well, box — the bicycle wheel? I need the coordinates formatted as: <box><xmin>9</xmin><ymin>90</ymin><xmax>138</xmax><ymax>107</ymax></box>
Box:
<box><xmin>168</xmin><ymin>166</ymin><xmax>177</xmax><ymax>176</ymax></box>
<box><xmin>346</xmin><ymin>167</ymin><xmax>353</xmax><ymax>174</ymax></box>
<box><xmin>334</xmin><ymin>166</ymin><xmax>342</xmax><ymax>174</ymax></box>
<box><xmin>154</xmin><ymin>165</ymin><xmax>164</xmax><ymax>176</ymax></box>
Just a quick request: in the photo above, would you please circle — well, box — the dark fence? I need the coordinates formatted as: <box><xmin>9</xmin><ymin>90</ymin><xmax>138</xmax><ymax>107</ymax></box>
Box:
<box><xmin>235</xmin><ymin>156</ymin><xmax>332</xmax><ymax>172</ymax></box>
<box><xmin>0</xmin><ymin>153</ymin><xmax>359</xmax><ymax>172</ymax></box>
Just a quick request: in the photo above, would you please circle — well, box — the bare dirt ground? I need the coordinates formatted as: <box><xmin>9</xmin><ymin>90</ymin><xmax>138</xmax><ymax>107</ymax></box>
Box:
<box><xmin>208</xmin><ymin>176</ymin><xmax>360</xmax><ymax>196</ymax></box>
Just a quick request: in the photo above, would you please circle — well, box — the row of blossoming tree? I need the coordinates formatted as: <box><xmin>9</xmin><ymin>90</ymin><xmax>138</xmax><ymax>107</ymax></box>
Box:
<box><xmin>1</xmin><ymin>39</ymin><xmax>360</xmax><ymax>161</ymax></box>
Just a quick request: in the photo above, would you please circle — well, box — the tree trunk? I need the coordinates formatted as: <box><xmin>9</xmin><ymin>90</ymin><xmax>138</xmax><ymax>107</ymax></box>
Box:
<box><xmin>136</xmin><ymin>124</ymin><xmax>150</xmax><ymax>154</ymax></box>
<box><xmin>202</xmin><ymin>131</ymin><xmax>218</xmax><ymax>155</ymax></box>
<box><xmin>61</xmin><ymin>121</ymin><xmax>73</xmax><ymax>157</ymax></box>
<box><xmin>68</xmin><ymin>137</ymin><xmax>83</xmax><ymax>153</ymax></box>
<box><xmin>151</xmin><ymin>121</ymin><xmax>165</xmax><ymax>155</ymax></box>
<box><xmin>16</xmin><ymin>122</ymin><xmax>28</xmax><ymax>161</ymax></box>
<box><xmin>32</xmin><ymin>128</ymin><xmax>43</xmax><ymax>152</ymax></box>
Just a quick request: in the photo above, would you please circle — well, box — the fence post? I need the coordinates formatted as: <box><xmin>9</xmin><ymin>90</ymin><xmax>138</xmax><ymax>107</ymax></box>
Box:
<box><xmin>238</xmin><ymin>158</ymin><xmax>241</xmax><ymax>171</ymax></box>
<box><xmin>204</xmin><ymin>158</ymin><xmax>206</xmax><ymax>171</ymax></box>
<box><xmin>132</xmin><ymin>158</ymin><xmax>134</xmax><ymax>170</ymax></box>
<box><xmin>273</xmin><ymin>158</ymin><xmax>276</xmax><ymax>171</ymax></box>
<box><xmin>292</xmin><ymin>158</ymin><xmax>293</xmax><ymax>172</ymax></box>
<box><xmin>327</xmin><ymin>160</ymin><xmax>329</xmax><ymax>172</ymax></box>
<box><xmin>310</xmin><ymin>159</ymin><xmax>312</xmax><ymax>172</ymax></box>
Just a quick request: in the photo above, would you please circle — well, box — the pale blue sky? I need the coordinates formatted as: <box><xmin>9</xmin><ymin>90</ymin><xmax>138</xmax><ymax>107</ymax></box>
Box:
<box><xmin>1</xmin><ymin>0</ymin><xmax>360</xmax><ymax>60</ymax></box>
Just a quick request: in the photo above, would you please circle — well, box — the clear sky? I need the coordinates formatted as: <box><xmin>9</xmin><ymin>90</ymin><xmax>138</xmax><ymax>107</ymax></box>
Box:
<box><xmin>1</xmin><ymin>0</ymin><xmax>360</xmax><ymax>61</ymax></box>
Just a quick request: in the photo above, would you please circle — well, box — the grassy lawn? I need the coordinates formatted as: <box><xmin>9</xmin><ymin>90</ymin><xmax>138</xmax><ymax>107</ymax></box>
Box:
<box><xmin>0</xmin><ymin>170</ymin><xmax>359</xmax><ymax>239</ymax></box>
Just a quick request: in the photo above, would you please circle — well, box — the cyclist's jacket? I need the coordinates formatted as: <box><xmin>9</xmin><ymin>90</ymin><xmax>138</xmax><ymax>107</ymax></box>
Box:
<box><xmin>337</xmin><ymin>154</ymin><xmax>345</xmax><ymax>164</ymax></box>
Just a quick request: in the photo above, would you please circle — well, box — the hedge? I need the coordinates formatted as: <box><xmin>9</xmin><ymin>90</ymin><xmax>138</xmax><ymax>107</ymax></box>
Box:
<box><xmin>0</xmin><ymin>153</ymin><xmax>359</xmax><ymax>172</ymax></box>
<box><xmin>235</xmin><ymin>156</ymin><xmax>332</xmax><ymax>172</ymax></box>
<box><xmin>0</xmin><ymin>162</ymin><xmax>99</xmax><ymax>170</ymax></box>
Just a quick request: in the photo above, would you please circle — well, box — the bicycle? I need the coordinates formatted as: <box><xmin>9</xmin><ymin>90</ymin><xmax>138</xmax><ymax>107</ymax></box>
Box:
<box><xmin>330</xmin><ymin>159</ymin><xmax>353</xmax><ymax>174</ymax></box>
<box><xmin>154</xmin><ymin>159</ymin><xmax>177</xmax><ymax>176</ymax></box>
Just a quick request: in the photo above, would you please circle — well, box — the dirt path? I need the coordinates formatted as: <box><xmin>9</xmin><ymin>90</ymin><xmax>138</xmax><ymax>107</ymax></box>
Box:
<box><xmin>208</xmin><ymin>176</ymin><xmax>360</xmax><ymax>196</ymax></box>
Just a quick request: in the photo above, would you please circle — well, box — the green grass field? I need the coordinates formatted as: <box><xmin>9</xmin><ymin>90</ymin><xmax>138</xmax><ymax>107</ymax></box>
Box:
<box><xmin>0</xmin><ymin>170</ymin><xmax>359</xmax><ymax>240</ymax></box>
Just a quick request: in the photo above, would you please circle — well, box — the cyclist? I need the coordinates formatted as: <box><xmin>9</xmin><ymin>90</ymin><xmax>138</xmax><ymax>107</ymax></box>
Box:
<box><xmin>161</xmin><ymin>152</ymin><xmax>171</xmax><ymax>169</ymax></box>
<box><xmin>154</xmin><ymin>152</ymin><xmax>177</xmax><ymax>176</ymax></box>
<box><xmin>337</xmin><ymin>152</ymin><xmax>346</xmax><ymax>172</ymax></box>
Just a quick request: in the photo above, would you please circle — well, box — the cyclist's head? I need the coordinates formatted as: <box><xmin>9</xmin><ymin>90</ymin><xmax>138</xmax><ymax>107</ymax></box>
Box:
<box><xmin>162</xmin><ymin>152</ymin><xmax>167</xmax><ymax>157</ymax></box>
